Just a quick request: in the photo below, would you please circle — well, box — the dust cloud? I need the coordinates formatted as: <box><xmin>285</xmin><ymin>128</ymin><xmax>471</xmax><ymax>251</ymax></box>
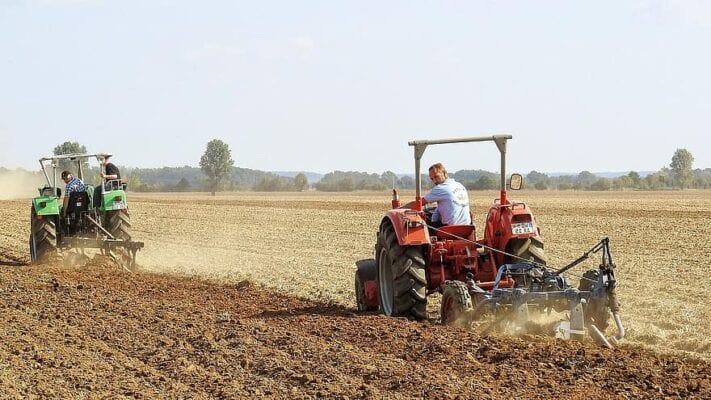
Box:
<box><xmin>0</xmin><ymin>169</ymin><xmax>46</xmax><ymax>200</ymax></box>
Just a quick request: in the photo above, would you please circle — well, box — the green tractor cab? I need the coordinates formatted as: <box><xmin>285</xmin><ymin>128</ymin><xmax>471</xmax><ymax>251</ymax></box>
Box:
<box><xmin>29</xmin><ymin>153</ymin><xmax>143</xmax><ymax>270</ymax></box>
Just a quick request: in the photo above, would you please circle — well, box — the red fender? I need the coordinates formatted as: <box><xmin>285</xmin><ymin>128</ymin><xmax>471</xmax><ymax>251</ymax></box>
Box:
<box><xmin>380</xmin><ymin>209</ymin><xmax>430</xmax><ymax>246</ymax></box>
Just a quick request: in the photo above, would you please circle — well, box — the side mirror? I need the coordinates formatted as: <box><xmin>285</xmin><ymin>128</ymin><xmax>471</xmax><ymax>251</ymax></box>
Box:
<box><xmin>509</xmin><ymin>174</ymin><xmax>523</xmax><ymax>190</ymax></box>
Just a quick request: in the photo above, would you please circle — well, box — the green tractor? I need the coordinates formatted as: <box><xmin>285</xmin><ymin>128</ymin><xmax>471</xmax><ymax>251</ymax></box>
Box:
<box><xmin>29</xmin><ymin>153</ymin><xmax>144</xmax><ymax>270</ymax></box>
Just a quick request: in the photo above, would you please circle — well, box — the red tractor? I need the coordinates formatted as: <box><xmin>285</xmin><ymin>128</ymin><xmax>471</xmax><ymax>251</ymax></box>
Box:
<box><xmin>355</xmin><ymin>135</ymin><xmax>624</xmax><ymax>345</ymax></box>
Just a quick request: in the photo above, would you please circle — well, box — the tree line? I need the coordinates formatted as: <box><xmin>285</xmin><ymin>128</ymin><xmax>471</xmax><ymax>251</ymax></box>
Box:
<box><xmin>5</xmin><ymin>141</ymin><xmax>706</xmax><ymax>193</ymax></box>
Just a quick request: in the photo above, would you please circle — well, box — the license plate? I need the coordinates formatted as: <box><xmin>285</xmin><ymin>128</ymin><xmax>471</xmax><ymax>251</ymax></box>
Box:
<box><xmin>511</xmin><ymin>222</ymin><xmax>534</xmax><ymax>234</ymax></box>
<box><xmin>113</xmin><ymin>201</ymin><xmax>125</xmax><ymax>210</ymax></box>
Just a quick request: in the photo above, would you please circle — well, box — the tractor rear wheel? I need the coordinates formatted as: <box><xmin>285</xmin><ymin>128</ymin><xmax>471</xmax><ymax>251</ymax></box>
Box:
<box><xmin>106</xmin><ymin>210</ymin><xmax>135</xmax><ymax>270</ymax></box>
<box><xmin>579</xmin><ymin>269</ymin><xmax>611</xmax><ymax>331</ymax></box>
<box><xmin>376</xmin><ymin>223</ymin><xmax>427</xmax><ymax>319</ymax></box>
<box><xmin>440</xmin><ymin>281</ymin><xmax>473</xmax><ymax>327</ymax></box>
<box><xmin>509</xmin><ymin>235</ymin><xmax>547</xmax><ymax>264</ymax></box>
<box><xmin>29</xmin><ymin>207</ymin><xmax>57</xmax><ymax>263</ymax></box>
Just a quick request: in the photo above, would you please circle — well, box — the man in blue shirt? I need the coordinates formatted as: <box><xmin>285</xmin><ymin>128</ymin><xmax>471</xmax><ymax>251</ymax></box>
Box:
<box><xmin>424</xmin><ymin>163</ymin><xmax>471</xmax><ymax>226</ymax></box>
<box><xmin>60</xmin><ymin>170</ymin><xmax>86</xmax><ymax>216</ymax></box>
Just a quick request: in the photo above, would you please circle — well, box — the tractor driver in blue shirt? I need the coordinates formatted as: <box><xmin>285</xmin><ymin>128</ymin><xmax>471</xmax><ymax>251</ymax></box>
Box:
<box><xmin>60</xmin><ymin>170</ymin><xmax>86</xmax><ymax>217</ymax></box>
<box><xmin>423</xmin><ymin>163</ymin><xmax>471</xmax><ymax>227</ymax></box>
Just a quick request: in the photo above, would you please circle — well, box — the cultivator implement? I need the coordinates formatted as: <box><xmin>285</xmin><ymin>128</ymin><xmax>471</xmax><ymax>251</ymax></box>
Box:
<box><xmin>63</xmin><ymin>237</ymin><xmax>144</xmax><ymax>271</ymax></box>
<box><xmin>434</xmin><ymin>225</ymin><xmax>625</xmax><ymax>347</ymax></box>
<box><xmin>59</xmin><ymin>213</ymin><xmax>143</xmax><ymax>271</ymax></box>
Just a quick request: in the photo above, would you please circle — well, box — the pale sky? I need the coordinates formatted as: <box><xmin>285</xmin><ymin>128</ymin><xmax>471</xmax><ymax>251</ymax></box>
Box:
<box><xmin>1</xmin><ymin>1</ymin><xmax>709</xmax><ymax>174</ymax></box>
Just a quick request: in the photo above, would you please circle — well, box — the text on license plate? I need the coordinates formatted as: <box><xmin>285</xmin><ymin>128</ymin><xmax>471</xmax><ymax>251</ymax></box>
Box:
<box><xmin>511</xmin><ymin>222</ymin><xmax>535</xmax><ymax>234</ymax></box>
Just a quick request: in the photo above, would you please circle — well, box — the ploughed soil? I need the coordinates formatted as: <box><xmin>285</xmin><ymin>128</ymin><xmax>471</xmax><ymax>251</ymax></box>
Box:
<box><xmin>1</xmin><ymin>259</ymin><xmax>709</xmax><ymax>400</ymax></box>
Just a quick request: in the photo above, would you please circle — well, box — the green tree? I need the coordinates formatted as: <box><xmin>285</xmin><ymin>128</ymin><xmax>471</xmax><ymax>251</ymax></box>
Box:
<box><xmin>199</xmin><ymin>139</ymin><xmax>234</xmax><ymax>196</ymax></box>
<box><xmin>399</xmin><ymin>175</ymin><xmax>415</xmax><ymax>189</ymax></box>
<box><xmin>534</xmin><ymin>181</ymin><xmax>548</xmax><ymax>190</ymax></box>
<box><xmin>526</xmin><ymin>170</ymin><xmax>549</xmax><ymax>186</ymax></box>
<box><xmin>380</xmin><ymin>171</ymin><xmax>399</xmax><ymax>188</ymax></box>
<box><xmin>590</xmin><ymin>178</ymin><xmax>611</xmax><ymax>191</ymax></box>
<box><xmin>576</xmin><ymin>171</ymin><xmax>597</xmax><ymax>189</ymax></box>
<box><xmin>612</xmin><ymin>175</ymin><xmax>633</xmax><ymax>190</ymax></box>
<box><xmin>670</xmin><ymin>148</ymin><xmax>694</xmax><ymax>189</ymax></box>
<box><xmin>124</xmin><ymin>170</ymin><xmax>143</xmax><ymax>192</ymax></box>
<box><xmin>627</xmin><ymin>171</ymin><xmax>641</xmax><ymax>188</ymax></box>
<box><xmin>294</xmin><ymin>173</ymin><xmax>308</xmax><ymax>192</ymax></box>
<box><xmin>175</xmin><ymin>177</ymin><xmax>190</xmax><ymax>192</ymax></box>
<box><xmin>471</xmin><ymin>175</ymin><xmax>497</xmax><ymax>190</ymax></box>
<box><xmin>53</xmin><ymin>141</ymin><xmax>89</xmax><ymax>172</ymax></box>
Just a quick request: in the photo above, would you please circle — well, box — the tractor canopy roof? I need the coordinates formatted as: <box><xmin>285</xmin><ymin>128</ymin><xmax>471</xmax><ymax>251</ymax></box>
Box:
<box><xmin>39</xmin><ymin>153</ymin><xmax>110</xmax><ymax>163</ymax></box>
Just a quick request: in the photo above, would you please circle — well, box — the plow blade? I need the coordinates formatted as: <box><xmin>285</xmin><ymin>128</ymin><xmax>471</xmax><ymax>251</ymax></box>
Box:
<box><xmin>64</xmin><ymin>237</ymin><xmax>144</xmax><ymax>271</ymax></box>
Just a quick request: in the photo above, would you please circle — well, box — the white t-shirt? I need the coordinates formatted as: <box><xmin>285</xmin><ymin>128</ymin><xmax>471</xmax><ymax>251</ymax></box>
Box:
<box><xmin>424</xmin><ymin>178</ymin><xmax>471</xmax><ymax>225</ymax></box>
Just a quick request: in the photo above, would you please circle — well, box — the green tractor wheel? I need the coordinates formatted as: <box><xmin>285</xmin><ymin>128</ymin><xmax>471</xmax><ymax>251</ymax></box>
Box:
<box><xmin>106</xmin><ymin>210</ymin><xmax>135</xmax><ymax>271</ymax></box>
<box><xmin>29</xmin><ymin>207</ymin><xmax>57</xmax><ymax>263</ymax></box>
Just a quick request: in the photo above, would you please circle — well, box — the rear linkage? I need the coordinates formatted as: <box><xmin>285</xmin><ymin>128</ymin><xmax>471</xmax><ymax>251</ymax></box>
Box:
<box><xmin>62</xmin><ymin>214</ymin><xmax>144</xmax><ymax>272</ymax></box>
<box><xmin>428</xmin><ymin>224</ymin><xmax>625</xmax><ymax>347</ymax></box>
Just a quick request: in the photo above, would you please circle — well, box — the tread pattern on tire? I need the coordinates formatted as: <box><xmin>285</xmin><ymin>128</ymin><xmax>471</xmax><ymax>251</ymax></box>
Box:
<box><xmin>440</xmin><ymin>280</ymin><xmax>473</xmax><ymax>326</ymax></box>
<box><xmin>378</xmin><ymin>222</ymin><xmax>427</xmax><ymax>319</ymax></box>
<box><xmin>107</xmin><ymin>210</ymin><xmax>133</xmax><ymax>269</ymax></box>
<box><xmin>107</xmin><ymin>211</ymin><xmax>132</xmax><ymax>241</ymax></box>
<box><xmin>509</xmin><ymin>236</ymin><xmax>548</xmax><ymax>265</ymax></box>
<box><xmin>30</xmin><ymin>207</ymin><xmax>57</xmax><ymax>262</ymax></box>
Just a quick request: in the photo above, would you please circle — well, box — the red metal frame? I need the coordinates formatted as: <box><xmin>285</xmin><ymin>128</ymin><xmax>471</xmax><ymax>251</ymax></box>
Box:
<box><xmin>484</xmin><ymin>200</ymin><xmax>542</xmax><ymax>266</ymax></box>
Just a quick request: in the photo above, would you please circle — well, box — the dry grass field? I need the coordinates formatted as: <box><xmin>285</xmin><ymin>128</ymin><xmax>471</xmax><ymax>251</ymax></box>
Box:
<box><xmin>2</xmin><ymin>190</ymin><xmax>710</xmax><ymax>361</ymax></box>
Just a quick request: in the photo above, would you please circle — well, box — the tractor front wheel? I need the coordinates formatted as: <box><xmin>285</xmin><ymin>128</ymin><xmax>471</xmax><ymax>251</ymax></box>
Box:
<box><xmin>376</xmin><ymin>223</ymin><xmax>427</xmax><ymax>319</ymax></box>
<box><xmin>440</xmin><ymin>281</ymin><xmax>473</xmax><ymax>327</ymax></box>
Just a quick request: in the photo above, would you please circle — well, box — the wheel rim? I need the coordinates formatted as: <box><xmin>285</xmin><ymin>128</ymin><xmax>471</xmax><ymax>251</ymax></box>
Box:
<box><xmin>378</xmin><ymin>247</ymin><xmax>394</xmax><ymax>315</ymax></box>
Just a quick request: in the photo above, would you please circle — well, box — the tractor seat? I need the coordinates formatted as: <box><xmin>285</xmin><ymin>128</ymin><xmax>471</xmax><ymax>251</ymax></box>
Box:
<box><xmin>66</xmin><ymin>191</ymin><xmax>90</xmax><ymax>215</ymax></box>
<box><xmin>434</xmin><ymin>224</ymin><xmax>476</xmax><ymax>240</ymax></box>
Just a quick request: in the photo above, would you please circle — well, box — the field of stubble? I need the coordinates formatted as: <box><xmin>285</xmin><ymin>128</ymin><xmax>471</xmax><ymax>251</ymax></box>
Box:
<box><xmin>1</xmin><ymin>190</ymin><xmax>710</xmax><ymax>361</ymax></box>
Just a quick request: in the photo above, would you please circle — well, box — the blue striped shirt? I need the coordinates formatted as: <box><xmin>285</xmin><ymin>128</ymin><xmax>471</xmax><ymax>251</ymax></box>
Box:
<box><xmin>64</xmin><ymin>176</ymin><xmax>86</xmax><ymax>196</ymax></box>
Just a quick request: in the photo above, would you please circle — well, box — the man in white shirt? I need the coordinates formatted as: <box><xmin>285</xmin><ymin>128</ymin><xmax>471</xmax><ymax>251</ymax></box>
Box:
<box><xmin>424</xmin><ymin>163</ymin><xmax>471</xmax><ymax>226</ymax></box>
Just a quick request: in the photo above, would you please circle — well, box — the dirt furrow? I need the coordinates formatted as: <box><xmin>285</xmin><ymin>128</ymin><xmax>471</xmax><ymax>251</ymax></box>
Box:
<box><xmin>1</xmin><ymin>262</ymin><xmax>709</xmax><ymax>399</ymax></box>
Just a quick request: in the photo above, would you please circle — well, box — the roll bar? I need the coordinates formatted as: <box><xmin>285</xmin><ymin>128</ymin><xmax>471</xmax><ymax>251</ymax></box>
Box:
<box><xmin>37</xmin><ymin>153</ymin><xmax>113</xmax><ymax>195</ymax></box>
<box><xmin>407</xmin><ymin>134</ymin><xmax>513</xmax><ymax>209</ymax></box>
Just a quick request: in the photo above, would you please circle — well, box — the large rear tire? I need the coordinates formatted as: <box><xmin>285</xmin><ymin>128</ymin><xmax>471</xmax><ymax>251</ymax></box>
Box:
<box><xmin>440</xmin><ymin>281</ymin><xmax>473</xmax><ymax>327</ymax></box>
<box><xmin>106</xmin><ymin>210</ymin><xmax>135</xmax><ymax>270</ymax></box>
<box><xmin>508</xmin><ymin>235</ymin><xmax>547</xmax><ymax>265</ymax></box>
<box><xmin>376</xmin><ymin>223</ymin><xmax>427</xmax><ymax>319</ymax></box>
<box><xmin>29</xmin><ymin>207</ymin><xmax>57</xmax><ymax>263</ymax></box>
<box><xmin>579</xmin><ymin>269</ymin><xmax>611</xmax><ymax>331</ymax></box>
